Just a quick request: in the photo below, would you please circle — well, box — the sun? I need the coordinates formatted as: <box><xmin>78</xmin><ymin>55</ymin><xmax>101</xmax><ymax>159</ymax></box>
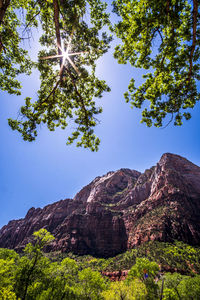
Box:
<box><xmin>63</xmin><ymin>50</ymin><xmax>69</xmax><ymax>61</ymax></box>
<box><xmin>40</xmin><ymin>44</ymin><xmax>87</xmax><ymax>76</ymax></box>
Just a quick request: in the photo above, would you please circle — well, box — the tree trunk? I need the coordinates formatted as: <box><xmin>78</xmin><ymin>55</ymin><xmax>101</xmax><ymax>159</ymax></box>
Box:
<box><xmin>53</xmin><ymin>0</ymin><xmax>62</xmax><ymax>59</ymax></box>
<box><xmin>0</xmin><ymin>0</ymin><xmax>10</xmax><ymax>23</ymax></box>
<box><xmin>0</xmin><ymin>0</ymin><xmax>10</xmax><ymax>53</ymax></box>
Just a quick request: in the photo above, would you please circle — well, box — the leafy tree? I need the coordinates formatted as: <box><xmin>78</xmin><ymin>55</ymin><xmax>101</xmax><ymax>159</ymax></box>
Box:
<box><xmin>0</xmin><ymin>249</ymin><xmax>19</xmax><ymax>299</ymax></box>
<box><xmin>162</xmin><ymin>288</ymin><xmax>179</xmax><ymax>300</ymax></box>
<box><xmin>177</xmin><ymin>275</ymin><xmax>200</xmax><ymax>299</ymax></box>
<box><xmin>2</xmin><ymin>0</ymin><xmax>112</xmax><ymax>151</ymax></box>
<box><xmin>160</xmin><ymin>273</ymin><xmax>200</xmax><ymax>300</ymax></box>
<box><xmin>160</xmin><ymin>273</ymin><xmax>187</xmax><ymax>300</ymax></box>
<box><xmin>77</xmin><ymin>267</ymin><xmax>108</xmax><ymax>299</ymax></box>
<box><xmin>0</xmin><ymin>287</ymin><xmax>17</xmax><ymax>300</ymax></box>
<box><xmin>38</xmin><ymin>258</ymin><xmax>79</xmax><ymax>300</ymax></box>
<box><xmin>0</xmin><ymin>258</ymin><xmax>16</xmax><ymax>290</ymax></box>
<box><xmin>113</xmin><ymin>0</ymin><xmax>200</xmax><ymax>127</ymax></box>
<box><xmin>0</xmin><ymin>248</ymin><xmax>19</xmax><ymax>262</ymax></box>
<box><xmin>127</xmin><ymin>258</ymin><xmax>159</xmax><ymax>299</ymax></box>
<box><xmin>14</xmin><ymin>228</ymin><xmax>54</xmax><ymax>300</ymax></box>
<box><xmin>102</xmin><ymin>279</ymin><xmax>147</xmax><ymax>300</ymax></box>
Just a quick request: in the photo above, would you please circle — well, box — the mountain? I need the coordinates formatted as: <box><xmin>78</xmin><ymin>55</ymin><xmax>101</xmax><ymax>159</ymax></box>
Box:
<box><xmin>0</xmin><ymin>153</ymin><xmax>200</xmax><ymax>257</ymax></box>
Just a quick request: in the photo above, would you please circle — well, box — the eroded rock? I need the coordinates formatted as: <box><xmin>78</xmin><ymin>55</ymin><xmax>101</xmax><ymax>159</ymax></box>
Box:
<box><xmin>0</xmin><ymin>153</ymin><xmax>199</xmax><ymax>257</ymax></box>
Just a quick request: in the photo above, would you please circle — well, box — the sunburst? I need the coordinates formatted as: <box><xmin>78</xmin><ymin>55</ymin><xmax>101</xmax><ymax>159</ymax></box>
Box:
<box><xmin>40</xmin><ymin>40</ymin><xmax>87</xmax><ymax>76</ymax></box>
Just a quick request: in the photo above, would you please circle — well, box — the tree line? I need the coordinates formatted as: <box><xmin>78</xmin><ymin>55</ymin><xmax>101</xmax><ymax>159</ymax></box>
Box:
<box><xmin>0</xmin><ymin>229</ymin><xmax>200</xmax><ymax>299</ymax></box>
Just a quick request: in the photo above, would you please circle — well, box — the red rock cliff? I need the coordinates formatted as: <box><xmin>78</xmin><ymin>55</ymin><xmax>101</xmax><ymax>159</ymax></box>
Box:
<box><xmin>0</xmin><ymin>153</ymin><xmax>199</xmax><ymax>257</ymax></box>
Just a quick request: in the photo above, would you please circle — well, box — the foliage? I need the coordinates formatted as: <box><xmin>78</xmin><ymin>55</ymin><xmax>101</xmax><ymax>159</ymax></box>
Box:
<box><xmin>160</xmin><ymin>273</ymin><xmax>187</xmax><ymax>299</ymax></box>
<box><xmin>0</xmin><ymin>248</ymin><xmax>19</xmax><ymax>262</ymax></box>
<box><xmin>102</xmin><ymin>279</ymin><xmax>147</xmax><ymax>300</ymax></box>
<box><xmin>1</xmin><ymin>0</ymin><xmax>200</xmax><ymax>149</ymax></box>
<box><xmin>0</xmin><ymin>230</ymin><xmax>200</xmax><ymax>299</ymax></box>
<box><xmin>77</xmin><ymin>267</ymin><xmax>108</xmax><ymax>299</ymax></box>
<box><xmin>0</xmin><ymin>249</ymin><xmax>19</xmax><ymax>299</ymax></box>
<box><xmin>1</xmin><ymin>0</ymin><xmax>111</xmax><ymax>151</ymax></box>
<box><xmin>127</xmin><ymin>258</ymin><xmax>159</xmax><ymax>299</ymax></box>
<box><xmin>46</xmin><ymin>240</ymin><xmax>200</xmax><ymax>275</ymax></box>
<box><xmin>159</xmin><ymin>273</ymin><xmax>200</xmax><ymax>299</ymax></box>
<box><xmin>132</xmin><ymin>241</ymin><xmax>200</xmax><ymax>275</ymax></box>
<box><xmin>14</xmin><ymin>229</ymin><xmax>54</xmax><ymax>300</ymax></box>
<box><xmin>0</xmin><ymin>229</ymin><xmax>109</xmax><ymax>299</ymax></box>
<box><xmin>177</xmin><ymin>275</ymin><xmax>200</xmax><ymax>299</ymax></box>
<box><xmin>33</xmin><ymin>258</ymin><xmax>79</xmax><ymax>300</ymax></box>
<box><xmin>0</xmin><ymin>0</ymin><xmax>34</xmax><ymax>95</ymax></box>
<box><xmin>113</xmin><ymin>0</ymin><xmax>200</xmax><ymax>127</ymax></box>
<box><xmin>0</xmin><ymin>258</ymin><xmax>16</xmax><ymax>289</ymax></box>
<box><xmin>0</xmin><ymin>287</ymin><xmax>17</xmax><ymax>300</ymax></box>
<box><xmin>162</xmin><ymin>288</ymin><xmax>179</xmax><ymax>300</ymax></box>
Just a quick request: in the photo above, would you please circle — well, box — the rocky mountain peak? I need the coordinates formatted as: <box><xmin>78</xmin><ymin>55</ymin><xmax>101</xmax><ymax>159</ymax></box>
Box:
<box><xmin>0</xmin><ymin>153</ymin><xmax>199</xmax><ymax>257</ymax></box>
<box><xmin>74</xmin><ymin>168</ymin><xmax>140</xmax><ymax>205</ymax></box>
<box><xmin>159</xmin><ymin>152</ymin><xmax>200</xmax><ymax>173</ymax></box>
<box><xmin>151</xmin><ymin>153</ymin><xmax>200</xmax><ymax>197</ymax></box>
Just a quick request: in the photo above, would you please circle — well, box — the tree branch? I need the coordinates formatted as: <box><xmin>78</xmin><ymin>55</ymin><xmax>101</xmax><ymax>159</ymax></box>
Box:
<box><xmin>0</xmin><ymin>0</ymin><xmax>10</xmax><ymax>24</ymax></box>
<box><xmin>22</xmin><ymin>10</ymin><xmax>41</xmax><ymax>34</ymax></box>
<box><xmin>35</xmin><ymin>78</ymin><xmax>60</xmax><ymax>109</ymax></box>
<box><xmin>0</xmin><ymin>0</ymin><xmax>10</xmax><ymax>53</ymax></box>
<box><xmin>157</xmin><ymin>28</ymin><xmax>163</xmax><ymax>43</ymax></box>
<box><xmin>166</xmin><ymin>0</ymin><xmax>170</xmax><ymax>15</ymax></box>
<box><xmin>53</xmin><ymin>0</ymin><xmax>62</xmax><ymax>62</ymax></box>
<box><xmin>188</xmin><ymin>0</ymin><xmax>198</xmax><ymax>82</ymax></box>
<box><xmin>161</xmin><ymin>113</ymin><xmax>173</xmax><ymax>129</ymax></box>
<box><xmin>65</xmin><ymin>68</ymin><xmax>89</xmax><ymax>127</ymax></box>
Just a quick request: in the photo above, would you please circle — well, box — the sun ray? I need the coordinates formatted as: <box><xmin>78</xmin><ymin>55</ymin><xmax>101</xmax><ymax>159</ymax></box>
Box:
<box><xmin>67</xmin><ymin>56</ymin><xmax>81</xmax><ymax>75</ymax></box>
<box><xmin>40</xmin><ymin>49</ymin><xmax>87</xmax><ymax>75</ymax></box>
<box><xmin>40</xmin><ymin>30</ymin><xmax>88</xmax><ymax>75</ymax></box>
<box><xmin>40</xmin><ymin>54</ymin><xmax>64</xmax><ymax>60</ymax></box>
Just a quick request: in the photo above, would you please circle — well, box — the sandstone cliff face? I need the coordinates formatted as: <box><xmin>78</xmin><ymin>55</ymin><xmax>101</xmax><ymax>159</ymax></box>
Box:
<box><xmin>0</xmin><ymin>153</ymin><xmax>200</xmax><ymax>257</ymax></box>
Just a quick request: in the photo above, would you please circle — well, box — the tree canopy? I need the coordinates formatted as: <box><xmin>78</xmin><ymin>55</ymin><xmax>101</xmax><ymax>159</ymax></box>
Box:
<box><xmin>0</xmin><ymin>231</ymin><xmax>200</xmax><ymax>299</ymax></box>
<box><xmin>1</xmin><ymin>0</ymin><xmax>200</xmax><ymax>150</ymax></box>
<box><xmin>1</xmin><ymin>0</ymin><xmax>111</xmax><ymax>151</ymax></box>
<box><xmin>113</xmin><ymin>0</ymin><xmax>200</xmax><ymax>127</ymax></box>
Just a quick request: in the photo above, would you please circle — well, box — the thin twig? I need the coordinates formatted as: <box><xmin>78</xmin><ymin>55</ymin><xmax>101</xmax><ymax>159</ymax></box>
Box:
<box><xmin>66</xmin><ymin>68</ymin><xmax>89</xmax><ymax>127</ymax></box>
<box><xmin>22</xmin><ymin>10</ymin><xmax>41</xmax><ymax>34</ymax></box>
<box><xmin>161</xmin><ymin>113</ymin><xmax>174</xmax><ymax>129</ymax></box>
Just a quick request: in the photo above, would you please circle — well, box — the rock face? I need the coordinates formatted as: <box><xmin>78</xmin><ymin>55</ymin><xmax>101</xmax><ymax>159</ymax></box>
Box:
<box><xmin>0</xmin><ymin>153</ymin><xmax>200</xmax><ymax>257</ymax></box>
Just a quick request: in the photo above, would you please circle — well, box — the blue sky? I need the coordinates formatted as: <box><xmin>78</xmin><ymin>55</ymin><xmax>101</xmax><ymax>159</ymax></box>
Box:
<box><xmin>0</xmin><ymin>7</ymin><xmax>200</xmax><ymax>228</ymax></box>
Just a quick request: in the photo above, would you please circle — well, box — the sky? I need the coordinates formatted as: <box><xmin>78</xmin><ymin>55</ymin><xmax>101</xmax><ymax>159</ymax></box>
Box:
<box><xmin>0</xmin><ymin>4</ymin><xmax>200</xmax><ymax>229</ymax></box>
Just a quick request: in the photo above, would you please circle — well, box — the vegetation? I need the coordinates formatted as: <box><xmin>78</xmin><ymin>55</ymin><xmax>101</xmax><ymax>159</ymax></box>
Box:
<box><xmin>51</xmin><ymin>240</ymin><xmax>200</xmax><ymax>275</ymax></box>
<box><xmin>1</xmin><ymin>0</ymin><xmax>200</xmax><ymax>150</ymax></box>
<box><xmin>1</xmin><ymin>0</ymin><xmax>111</xmax><ymax>151</ymax></box>
<box><xmin>113</xmin><ymin>0</ymin><xmax>200</xmax><ymax>128</ymax></box>
<box><xmin>0</xmin><ymin>229</ymin><xmax>200</xmax><ymax>299</ymax></box>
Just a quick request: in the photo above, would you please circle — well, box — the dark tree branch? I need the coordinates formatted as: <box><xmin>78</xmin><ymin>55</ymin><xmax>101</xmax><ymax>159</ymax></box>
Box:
<box><xmin>161</xmin><ymin>113</ymin><xmax>173</xmax><ymax>129</ymax></box>
<box><xmin>0</xmin><ymin>0</ymin><xmax>10</xmax><ymax>24</ymax></box>
<box><xmin>188</xmin><ymin>0</ymin><xmax>198</xmax><ymax>82</ymax></box>
<box><xmin>166</xmin><ymin>0</ymin><xmax>170</xmax><ymax>15</ymax></box>
<box><xmin>22</xmin><ymin>10</ymin><xmax>41</xmax><ymax>34</ymax></box>
<box><xmin>0</xmin><ymin>0</ymin><xmax>10</xmax><ymax>53</ymax></box>
<box><xmin>22</xmin><ymin>251</ymin><xmax>39</xmax><ymax>300</ymax></box>
<box><xmin>43</xmin><ymin>79</ymin><xmax>61</xmax><ymax>104</ymax></box>
<box><xmin>53</xmin><ymin>0</ymin><xmax>62</xmax><ymax>63</ymax></box>
<box><xmin>34</xmin><ymin>78</ymin><xmax>61</xmax><ymax>110</ymax></box>
<box><xmin>0</xmin><ymin>36</ymin><xmax>6</xmax><ymax>53</ymax></box>
<box><xmin>157</xmin><ymin>28</ymin><xmax>163</xmax><ymax>43</ymax></box>
<box><xmin>65</xmin><ymin>68</ymin><xmax>89</xmax><ymax>127</ymax></box>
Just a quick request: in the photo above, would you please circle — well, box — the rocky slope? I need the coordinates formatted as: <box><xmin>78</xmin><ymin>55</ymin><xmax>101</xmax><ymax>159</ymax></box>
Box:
<box><xmin>0</xmin><ymin>153</ymin><xmax>200</xmax><ymax>257</ymax></box>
